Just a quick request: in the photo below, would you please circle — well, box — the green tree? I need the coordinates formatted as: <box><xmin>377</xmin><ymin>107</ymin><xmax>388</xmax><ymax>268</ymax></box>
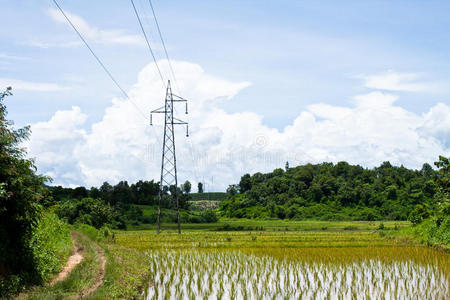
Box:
<box><xmin>197</xmin><ymin>182</ymin><xmax>203</xmax><ymax>193</ymax></box>
<box><xmin>182</xmin><ymin>180</ymin><xmax>191</xmax><ymax>194</ymax></box>
<box><xmin>0</xmin><ymin>88</ymin><xmax>49</xmax><ymax>294</ymax></box>
<box><xmin>239</xmin><ymin>174</ymin><xmax>252</xmax><ymax>193</ymax></box>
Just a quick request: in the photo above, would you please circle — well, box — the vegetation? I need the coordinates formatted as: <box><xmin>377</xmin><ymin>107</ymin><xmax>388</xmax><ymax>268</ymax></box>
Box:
<box><xmin>22</xmin><ymin>224</ymin><xmax>151</xmax><ymax>299</ymax></box>
<box><xmin>0</xmin><ymin>88</ymin><xmax>69</xmax><ymax>297</ymax></box>
<box><xmin>22</xmin><ymin>230</ymin><xmax>103</xmax><ymax>300</ymax></box>
<box><xmin>29</xmin><ymin>213</ymin><xmax>72</xmax><ymax>283</ymax></box>
<box><xmin>47</xmin><ymin>179</ymin><xmax>222</xmax><ymax>229</ymax></box>
<box><xmin>190</xmin><ymin>192</ymin><xmax>227</xmax><ymax>201</ymax></box>
<box><xmin>145</xmin><ymin>247</ymin><xmax>448</xmax><ymax>299</ymax></box>
<box><xmin>400</xmin><ymin>155</ymin><xmax>449</xmax><ymax>248</ymax></box>
<box><xmin>219</xmin><ymin>160</ymin><xmax>441</xmax><ymax>221</ymax></box>
<box><xmin>115</xmin><ymin>227</ymin><xmax>448</xmax><ymax>299</ymax></box>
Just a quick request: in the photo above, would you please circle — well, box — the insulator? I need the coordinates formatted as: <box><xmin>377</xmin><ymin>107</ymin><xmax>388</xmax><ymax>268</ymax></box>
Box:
<box><xmin>150</xmin><ymin>113</ymin><xmax>153</xmax><ymax>125</ymax></box>
<box><xmin>185</xmin><ymin>102</ymin><xmax>188</xmax><ymax>114</ymax></box>
<box><xmin>186</xmin><ymin>124</ymin><xmax>189</xmax><ymax>137</ymax></box>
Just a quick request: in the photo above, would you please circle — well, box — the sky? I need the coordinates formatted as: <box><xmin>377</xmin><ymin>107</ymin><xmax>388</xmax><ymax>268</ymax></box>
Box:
<box><xmin>0</xmin><ymin>0</ymin><xmax>449</xmax><ymax>191</ymax></box>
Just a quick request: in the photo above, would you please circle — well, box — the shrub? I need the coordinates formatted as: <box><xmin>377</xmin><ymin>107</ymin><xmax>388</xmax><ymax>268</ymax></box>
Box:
<box><xmin>30</xmin><ymin>213</ymin><xmax>72</xmax><ymax>282</ymax></box>
<box><xmin>200</xmin><ymin>210</ymin><xmax>218</xmax><ymax>223</ymax></box>
<box><xmin>0</xmin><ymin>88</ymin><xmax>50</xmax><ymax>297</ymax></box>
<box><xmin>409</xmin><ymin>204</ymin><xmax>430</xmax><ymax>225</ymax></box>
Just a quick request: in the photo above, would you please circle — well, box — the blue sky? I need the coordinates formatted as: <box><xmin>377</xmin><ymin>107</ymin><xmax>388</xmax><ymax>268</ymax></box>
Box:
<box><xmin>1</xmin><ymin>0</ymin><xmax>449</xmax><ymax>189</ymax></box>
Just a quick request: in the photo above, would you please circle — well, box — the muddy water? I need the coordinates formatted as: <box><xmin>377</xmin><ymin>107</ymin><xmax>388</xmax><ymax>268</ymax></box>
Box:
<box><xmin>146</xmin><ymin>247</ymin><xmax>449</xmax><ymax>299</ymax></box>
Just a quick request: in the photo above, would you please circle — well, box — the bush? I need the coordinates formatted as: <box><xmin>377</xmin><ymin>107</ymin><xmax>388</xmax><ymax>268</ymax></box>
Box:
<box><xmin>29</xmin><ymin>213</ymin><xmax>72</xmax><ymax>282</ymax></box>
<box><xmin>0</xmin><ymin>88</ymin><xmax>49</xmax><ymax>297</ymax></box>
<box><xmin>58</xmin><ymin>197</ymin><xmax>125</xmax><ymax>229</ymax></box>
<box><xmin>200</xmin><ymin>210</ymin><xmax>218</xmax><ymax>223</ymax></box>
<box><xmin>409</xmin><ymin>204</ymin><xmax>430</xmax><ymax>225</ymax></box>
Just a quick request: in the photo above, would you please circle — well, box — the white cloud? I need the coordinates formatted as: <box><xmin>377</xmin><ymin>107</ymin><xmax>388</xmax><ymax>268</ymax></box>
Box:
<box><xmin>46</xmin><ymin>8</ymin><xmax>143</xmax><ymax>46</ymax></box>
<box><xmin>360</xmin><ymin>70</ymin><xmax>439</xmax><ymax>92</ymax></box>
<box><xmin>25</xmin><ymin>107</ymin><xmax>87</xmax><ymax>182</ymax></box>
<box><xmin>27</xmin><ymin>62</ymin><xmax>450</xmax><ymax>190</ymax></box>
<box><xmin>0</xmin><ymin>53</ymin><xmax>30</xmax><ymax>60</ymax></box>
<box><xmin>0</xmin><ymin>77</ymin><xmax>69</xmax><ymax>92</ymax></box>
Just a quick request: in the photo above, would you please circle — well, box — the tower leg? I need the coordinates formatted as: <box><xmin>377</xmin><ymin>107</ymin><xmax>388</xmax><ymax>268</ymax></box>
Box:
<box><xmin>157</xmin><ymin>192</ymin><xmax>162</xmax><ymax>234</ymax></box>
<box><xmin>176</xmin><ymin>193</ymin><xmax>181</xmax><ymax>234</ymax></box>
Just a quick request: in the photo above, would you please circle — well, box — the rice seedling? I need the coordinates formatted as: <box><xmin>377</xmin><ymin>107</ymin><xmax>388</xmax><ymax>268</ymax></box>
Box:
<box><xmin>145</xmin><ymin>248</ymin><xmax>449</xmax><ymax>299</ymax></box>
<box><xmin>114</xmin><ymin>229</ymin><xmax>448</xmax><ymax>299</ymax></box>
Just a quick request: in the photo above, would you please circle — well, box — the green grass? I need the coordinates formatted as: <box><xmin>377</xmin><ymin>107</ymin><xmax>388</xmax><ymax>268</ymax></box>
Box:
<box><xmin>127</xmin><ymin>217</ymin><xmax>409</xmax><ymax>232</ymax></box>
<box><xmin>18</xmin><ymin>219</ymin><xmax>449</xmax><ymax>299</ymax></box>
<box><xmin>394</xmin><ymin>216</ymin><xmax>450</xmax><ymax>250</ymax></box>
<box><xmin>22</xmin><ymin>233</ymin><xmax>100</xmax><ymax>300</ymax></box>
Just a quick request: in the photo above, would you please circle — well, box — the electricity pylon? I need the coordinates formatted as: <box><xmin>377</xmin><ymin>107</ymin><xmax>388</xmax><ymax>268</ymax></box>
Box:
<box><xmin>150</xmin><ymin>80</ymin><xmax>188</xmax><ymax>234</ymax></box>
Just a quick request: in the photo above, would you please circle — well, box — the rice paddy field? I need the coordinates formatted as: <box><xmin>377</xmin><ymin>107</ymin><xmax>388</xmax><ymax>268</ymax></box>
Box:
<box><xmin>115</xmin><ymin>221</ymin><xmax>449</xmax><ymax>299</ymax></box>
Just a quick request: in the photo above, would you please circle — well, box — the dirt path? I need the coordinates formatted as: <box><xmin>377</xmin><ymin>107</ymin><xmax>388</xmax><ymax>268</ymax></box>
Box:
<box><xmin>50</xmin><ymin>232</ymin><xmax>84</xmax><ymax>286</ymax></box>
<box><xmin>52</xmin><ymin>231</ymin><xmax>107</xmax><ymax>298</ymax></box>
<box><xmin>78</xmin><ymin>242</ymin><xmax>106</xmax><ymax>298</ymax></box>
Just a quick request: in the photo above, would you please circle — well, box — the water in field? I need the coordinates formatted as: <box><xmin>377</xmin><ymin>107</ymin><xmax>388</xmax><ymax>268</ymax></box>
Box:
<box><xmin>145</xmin><ymin>247</ymin><xmax>449</xmax><ymax>300</ymax></box>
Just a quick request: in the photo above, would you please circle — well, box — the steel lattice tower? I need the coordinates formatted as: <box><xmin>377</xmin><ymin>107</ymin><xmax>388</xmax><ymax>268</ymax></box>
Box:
<box><xmin>150</xmin><ymin>80</ymin><xmax>188</xmax><ymax>234</ymax></box>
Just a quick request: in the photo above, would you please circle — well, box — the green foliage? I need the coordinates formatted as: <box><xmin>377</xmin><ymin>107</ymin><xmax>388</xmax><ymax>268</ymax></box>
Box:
<box><xmin>409</xmin><ymin>204</ymin><xmax>430</xmax><ymax>225</ymax></box>
<box><xmin>190</xmin><ymin>192</ymin><xmax>227</xmax><ymax>201</ymax></box>
<box><xmin>219</xmin><ymin>161</ymin><xmax>440</xmax><ymax>221</ymax></box>
<box><xmin>405</xmin><ymin>216</ymin><xmax>450</xmax><ymax>249</ymax></box>
<box><xmin>49</xmin><ymin>179</ymin><xmax>194</xmax><ymax>226</ymax></box>
<box><xmin>76</xmin><ymin>223</ymin><xmax>115</xmax><ymax>242</ymax></box>
<box><xmin>0</xmin><ymin>88</ymin><xmax>50</xmax><ymax>296</ymax></box>
<box><xmin>29</xmin><ymin>213</ymin><xmax>72</xmax><ymax>282</ymax></box>
<box><xmin>182</xmin><ymin>180</ymin><xmax>192</xmax><ymax>194</ymax></box>
<box><xmin>395</xmin><ymin>156</ymin><xmax>449</xmax><ymax>248</ymax></box>
<box><xmin>198</xmin><ymin>182</ymin><xmax>204</xmax><ymax>193</ymax></box>
<box><xmin>199</xmin><ymin>210</ymin><xmax>218</xmax><ymax>223</ymax></box>
<box><xmin>57</xmin><ymin>197</ymin><xmax>126</xmax><ymax>229</ymax></box>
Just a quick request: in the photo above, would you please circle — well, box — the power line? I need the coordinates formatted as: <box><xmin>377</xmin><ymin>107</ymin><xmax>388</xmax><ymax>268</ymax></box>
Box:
<box><xmin>145</xmin><ymin>0</ymin><xmax>204</xmax><ymax>189</ymax></box>
<box><xmin>147</xmin><ymin>0</ymin><xmax>180</xmax><ymax>94</ymax></box>
<box><xmin>51</xmin><ymin>0</ymin><xmax>148</xmax><ymax>120</ymax></box>
<box><xmin>130</xmin><ymin>0</ymin><xmax>166</xmax><ymax>88</ymax></box>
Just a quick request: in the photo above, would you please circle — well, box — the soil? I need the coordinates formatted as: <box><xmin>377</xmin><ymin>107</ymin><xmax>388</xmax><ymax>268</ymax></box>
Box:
<box><xmin>50</xmin><ymin>232</ymin><xmax>84</xmax><ymax>286</ymax></box>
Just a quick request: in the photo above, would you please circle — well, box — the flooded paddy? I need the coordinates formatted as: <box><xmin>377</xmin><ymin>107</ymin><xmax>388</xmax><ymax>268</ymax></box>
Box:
<box><xmin>114</xmin><ymin>227</ymin><xmax>449</xmax><ymax>299</ymax></box>
<box><xmin>146</xmin><ymin>247</ymin><xmax>449</xmax><ymax>299</ymax></box>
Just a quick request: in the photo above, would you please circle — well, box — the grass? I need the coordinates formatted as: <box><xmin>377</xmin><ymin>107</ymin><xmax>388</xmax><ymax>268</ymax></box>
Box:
<box><xmin>116</xmin><ymin>219</ymin><xmax>448</xmax><ymax>298</ymax></box>
<box><xmin>21</xmin><ymin>233</ymin><xmax>100</xmax><ymax>300</ymax></box>
<box><xmin>87</xmin><ymin>242</ymin><xmax>150</xmax><ymax>299</ymax></box>
<box><xmin>127</xmin><ymin>218</ymin><xmax>410</xmax><ymax>231</ymax></box>
<box><xmin>395</xmin><ymin>217</ymin><xmax>450</xmax><ymax>250</ymax></box>
<box><xmin>17</xmin><ymin>219</ymin><xmax>449</xmax><ymax>299</ymax></box>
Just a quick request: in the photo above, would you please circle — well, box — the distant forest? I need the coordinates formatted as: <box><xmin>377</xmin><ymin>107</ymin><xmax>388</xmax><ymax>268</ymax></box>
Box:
<box><xmin>48</xmin><ymin>180</ymin><xmax>203</xmax><ymax>229</ymax></box>
<box><xmin>219</xmin><ymin>161</ymin><xmax>440</xmax><ymax>221</ymax></box>
<box><xmin>47</xmin><ymin>160</ymin><xmax>445</xmax><ymax>226</ymax></box>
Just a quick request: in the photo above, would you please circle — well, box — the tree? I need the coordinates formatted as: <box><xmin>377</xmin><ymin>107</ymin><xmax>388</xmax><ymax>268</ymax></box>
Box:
<box><xmin>182</xmin><ymin>180</ymin><xmax>191</xmax><ymax>194</ymax></box>
<box><xmin>0</xmin><ymin>88</ymin><xmax>49</xmax><ymax>292</ymax></box>
<box><xmin>226</xmin><ymin>184</ymin><xmax>239</xmax><ymax>196</ymax></box>
<box><xmin>197</xmin><ymin>182</ymin><xmax>203</xmax><ymax>193</ymax></box>
<box><xmin>239</xmin><ymin>174</ymin><xmax>251</xmax><ymax>193</ymax></box>
<box><xmin>421</xmin><ymin>163</ymin><xmax>434</xmax><ymax>179</ymax></box>
<box><xmin>72</xmin><ymin>186</ymin><xmax>88</xmax><ymax>199</ymax></box>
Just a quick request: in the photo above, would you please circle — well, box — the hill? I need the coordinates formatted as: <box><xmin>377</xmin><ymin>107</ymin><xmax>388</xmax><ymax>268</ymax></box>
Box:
<box><xmin>219</xmin><ymin>161</ymin><xmax>438</xmax><ymax>221</ymax></box>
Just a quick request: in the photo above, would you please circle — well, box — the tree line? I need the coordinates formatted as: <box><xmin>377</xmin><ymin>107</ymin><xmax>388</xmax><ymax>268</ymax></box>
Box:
<box><xmin>48</xmin><ymin>179</ymin><xmax>211</xmax><ymax>229</ymax></box>
<box><xmin>220</xmin><ymin>159</ymin><xmax>446</xmax><ymax>221</ymax></box>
